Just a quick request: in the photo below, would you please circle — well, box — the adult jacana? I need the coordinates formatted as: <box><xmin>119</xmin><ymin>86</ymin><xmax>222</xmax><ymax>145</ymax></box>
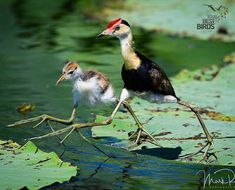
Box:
<box><xmin>98</xmin><ymin>18</ymin><xmax>217</xmax><ymax>161</ymax></box>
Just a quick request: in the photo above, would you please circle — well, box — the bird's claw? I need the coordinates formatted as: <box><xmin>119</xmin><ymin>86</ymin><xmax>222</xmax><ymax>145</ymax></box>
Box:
<box><xmin>128</xmin><ymin>129</ymin><xmax>143</xmax><ymax>144</ymax></box>
<box><xmin>128</xmin><ymin>129</ymin><xmax>162</xmax><ymax>148</ymax></box>
<box><xmin>7</xmin><ymin>114</ymin><xmax>49</xmax><ymax>128</ymax></box>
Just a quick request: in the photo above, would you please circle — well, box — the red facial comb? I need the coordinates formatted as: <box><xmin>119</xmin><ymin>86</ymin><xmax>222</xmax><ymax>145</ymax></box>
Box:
<box><xmin>106</xmin><ymin>18</ymin><xmax>122</xmax><ymax>29</ymax></box>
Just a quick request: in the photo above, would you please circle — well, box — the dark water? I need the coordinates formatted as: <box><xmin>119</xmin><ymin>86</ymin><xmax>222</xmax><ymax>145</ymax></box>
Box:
<box><xmin>0</xmin><ymin>0</ymin><xmax>235</xmax><ymax>189</ymax></box>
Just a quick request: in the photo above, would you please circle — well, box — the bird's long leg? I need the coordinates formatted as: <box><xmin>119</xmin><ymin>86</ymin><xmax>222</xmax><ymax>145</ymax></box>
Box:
<box><xmin>177</xmin><ymin>100</ymin><xmax>218</xmax><ymax>162</ymax></box>
<box><xmin>8</xmin><ymin>108</ymin><xmax>76</xmax><ymax>128</ymax></box>
<box><xmin>123</xmin><ymin>101</ymin><xmax>162</xmax><ymax>147</ymax></box>
<box><xmin>27</xmin><ymin>101</ymin><xmax>123</xmax><ymax>141</ymax></box>
<box><xmin>26</xmin><ymin>101</ymin><xmax>123</xmax><ymax>157</ymax></box>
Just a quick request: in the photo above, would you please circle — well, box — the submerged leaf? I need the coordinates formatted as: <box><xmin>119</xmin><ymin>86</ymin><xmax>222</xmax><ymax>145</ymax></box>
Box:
<box><xmin>17</xmin><ymin>103</ymin><xmax>36</xmax><ymax>114</ymax></box>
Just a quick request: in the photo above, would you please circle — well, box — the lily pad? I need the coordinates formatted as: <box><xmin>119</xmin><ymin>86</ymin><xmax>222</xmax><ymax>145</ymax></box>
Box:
<box><xmin>0</xmin><ymin>140</ymin><xmax>77</xmax><ymax>190</ymax></box>
<box><xmin>101</xmin><ymin>0</ymin><xmax>235</xmax><ymax>41</ymax></box>
<box><xmin>92</xmin><ymin>57</ymin><xmax>235</xmax><ymax>165</ymax></box>
<box><xmin>174</xmin><ymin>64</ymin><xmax>219</xmax><ymax>83</ymax></box>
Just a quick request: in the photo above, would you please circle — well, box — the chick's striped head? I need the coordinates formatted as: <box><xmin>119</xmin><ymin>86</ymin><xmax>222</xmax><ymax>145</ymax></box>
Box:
<box><xmin>56</xmin><ymin>61</ymin><xmax>82</xmax><ymax>85</ymax></box>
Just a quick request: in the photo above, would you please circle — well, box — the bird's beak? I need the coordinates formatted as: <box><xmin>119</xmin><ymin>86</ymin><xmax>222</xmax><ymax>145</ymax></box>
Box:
<box><xmin>56</xmin><ymin>74</ymin><xmax>66</xmax><ymax>85</ymax></box>
<box><xmin>97</xmin><ymin>29</ymin><xmax>112</xmax><ymax>38</ymax></box>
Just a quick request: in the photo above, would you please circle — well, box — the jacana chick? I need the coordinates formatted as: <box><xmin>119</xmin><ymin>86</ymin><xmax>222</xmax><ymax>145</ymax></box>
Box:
<box><xmin>8</xmin><ymin>61</ymin><xmax>116</xmax><ymax>128</ymax></box>
<box><xmin>57</xmin><ymin>61</ymin><xmax>116</xmax><ymax>106</ymax></box>
<box><xmin>98</xmin><ymin>18</ymin><xmax>217</xmax><ymax>161</ymax></box>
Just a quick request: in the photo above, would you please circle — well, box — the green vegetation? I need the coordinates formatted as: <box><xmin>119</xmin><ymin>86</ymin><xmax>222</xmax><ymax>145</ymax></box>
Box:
<box><xmin>0</xmin><ymin>140</ymin><xmax>77</xmax><ymax>190</ymax></box>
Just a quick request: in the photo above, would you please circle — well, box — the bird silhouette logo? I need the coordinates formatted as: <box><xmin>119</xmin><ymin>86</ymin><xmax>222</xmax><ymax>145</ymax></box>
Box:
<box><xmin>204</xmin><ymin>4</ymin><xmax>228</xmax><ymax>18</ymax></box>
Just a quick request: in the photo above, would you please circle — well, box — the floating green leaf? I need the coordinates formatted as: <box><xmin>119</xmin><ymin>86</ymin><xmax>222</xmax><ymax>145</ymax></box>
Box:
<box><xmin>0</xmin><ymin>140</ymin><xmax>77</xmax><ymax>190</ymax></box>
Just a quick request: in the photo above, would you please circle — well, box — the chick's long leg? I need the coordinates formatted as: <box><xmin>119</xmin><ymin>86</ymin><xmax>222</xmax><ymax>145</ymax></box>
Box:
<box><xmin>28</xmin><ymin>100</ymin><xmax>123</xmax><ymax>141</ymax></box>
<box><xmin>27</xmin><ymin>100</ymin><xmax>123</xmax><ymax>158</ymax></box>
<box><xmin>8</xmin><ymin>108</ymin><xmax>76</xmax><ymax>128</ymax></box>
<box><xmin>177</xmin><ymin>100</ymin><xmax>218</xmax><ymax>162</ymax></box>
<box><xmin>123</xmin><ymin>101</ymin><xmax>162</xmax><ymax>147</ymax></box>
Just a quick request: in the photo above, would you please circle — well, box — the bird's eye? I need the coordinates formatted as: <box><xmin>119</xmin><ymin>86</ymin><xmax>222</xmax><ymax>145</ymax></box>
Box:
<box><xmin>115</xmin><ymin>25</ymin><xmax>120</xmax><ymax>31</ymax></box>
<box><xmin>68</xmin><ymin>70</ymin><xmax>74</xmax><ymax>75</ymax></box>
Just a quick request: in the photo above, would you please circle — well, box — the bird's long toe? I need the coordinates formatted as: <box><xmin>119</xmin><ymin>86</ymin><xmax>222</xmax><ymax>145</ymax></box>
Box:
<box><xmin>179</xmin><ymin>141</ymin><xmax>218</xmax><ymax>163</ymax></box>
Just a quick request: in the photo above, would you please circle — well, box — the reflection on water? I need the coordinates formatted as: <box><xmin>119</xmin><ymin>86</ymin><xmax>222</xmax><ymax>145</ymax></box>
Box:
<box><xmin>0</xmin><ymin>0</ymin><xmax>234</xmax><ymax>189</ymax></box>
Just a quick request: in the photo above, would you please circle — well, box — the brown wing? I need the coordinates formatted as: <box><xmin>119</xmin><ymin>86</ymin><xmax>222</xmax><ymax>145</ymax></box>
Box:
<box><xmin>84</xmin><ymin>70</ymin><xmax>110</xmax><ymax>93</ymax></box>
<box><xmin>135</xmin><ymin>51</ymin><xmax>177</xmax><ymax>97</ymax></box>
<box><xmin>148</xmin><ymin>64</ymin><xmax>177</xmax><ymax>97</ymax></box>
